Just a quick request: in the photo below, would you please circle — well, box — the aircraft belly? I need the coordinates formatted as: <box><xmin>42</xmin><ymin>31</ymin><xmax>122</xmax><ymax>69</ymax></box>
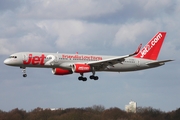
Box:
<box><xmin>20</xmin><ymin>62</ymin><xmax>61</xmax><ymax>68</ymax></box>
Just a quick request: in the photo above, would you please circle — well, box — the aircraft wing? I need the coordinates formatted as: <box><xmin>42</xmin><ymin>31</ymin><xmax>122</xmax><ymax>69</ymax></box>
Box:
<box><xmin>146</xmin><ymin>60</ymin><xmax>174</xmax><ymax>66</ymax></box>
<box><xmin>86</xmin><ymin>44</ymin><xmax>142</xmax><ymax>67</ymax></box>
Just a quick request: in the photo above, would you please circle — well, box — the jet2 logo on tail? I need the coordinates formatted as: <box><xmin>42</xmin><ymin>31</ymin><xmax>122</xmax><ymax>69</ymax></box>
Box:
<box><xmin>140</xmin><ymin>33</ymin><xmax>162</xmax><ymax>58</ymax></box>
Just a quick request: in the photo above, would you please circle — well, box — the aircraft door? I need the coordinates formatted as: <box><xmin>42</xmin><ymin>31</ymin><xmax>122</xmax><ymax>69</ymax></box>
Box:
<box><xmin>136</xmin><ymin>60</ymin><xmax>140</xmax><ymax>67</ymax></box>
<box><xmin>54</xmin><ymin>55</ymin><xmax>58</xmax><ymax>63</ymax></box>
<box><xmin>23</xmin><ymin>54</ymin><xmax>28</xmax><ymax>61</ymax></box>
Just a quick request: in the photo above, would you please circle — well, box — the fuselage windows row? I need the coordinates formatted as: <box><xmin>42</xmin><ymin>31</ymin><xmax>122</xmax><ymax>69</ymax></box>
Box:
<box><xmin>58</xmin><ymin>58</ymin><xmax>98</xmax><ymax>61</ymax></box>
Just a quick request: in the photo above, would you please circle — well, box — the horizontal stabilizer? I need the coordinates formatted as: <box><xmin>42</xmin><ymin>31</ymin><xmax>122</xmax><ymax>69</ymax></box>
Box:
<box><xmin>146</xmin><ymin>60</ymin><xmax>174</xmax><ymax>66</ymax></box>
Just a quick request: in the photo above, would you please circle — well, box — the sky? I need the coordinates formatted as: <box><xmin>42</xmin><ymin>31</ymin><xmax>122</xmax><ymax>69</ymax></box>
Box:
<box><xmin>0</xmin><ymin>0</ymin><xmax>180</xmax><ymax>112</ymax></box>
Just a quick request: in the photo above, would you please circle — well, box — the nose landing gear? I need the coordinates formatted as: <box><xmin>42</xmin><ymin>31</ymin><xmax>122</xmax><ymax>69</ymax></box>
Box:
<box><xmin>23</xmin><ymin>74</ymin><xmax>27</xmax><ymax>77</ymax></box>
<box><xmin>21</xmin><ymin>67</ymin><xmax>27</xmax><ymax>77</ymax></box>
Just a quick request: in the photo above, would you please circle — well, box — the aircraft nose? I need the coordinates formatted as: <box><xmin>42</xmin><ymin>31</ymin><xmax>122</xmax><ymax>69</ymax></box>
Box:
<box><xmin>4</xmin><ymin>59</ymin><xmax>10</xmax><ymax>65</ymax></box>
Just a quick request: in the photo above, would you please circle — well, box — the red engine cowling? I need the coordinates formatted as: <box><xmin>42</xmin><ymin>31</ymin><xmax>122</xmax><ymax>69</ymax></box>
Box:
<box><xmin>52</xmin><ymin>68</ymin><xmax>73</xmax><ymax>75</ymax></box>
<box><xmin>72</xmin><ymin>64</ymin><xmax>91</xmax><ymax>73</ymax></box>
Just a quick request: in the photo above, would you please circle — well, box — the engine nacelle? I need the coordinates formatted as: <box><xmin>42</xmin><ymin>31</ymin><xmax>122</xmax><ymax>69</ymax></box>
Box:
<box><xmin>72</xmin><ymin>64</ymin><xmax>91</xmax><ymax>73</ymax></box>
<box><xmin>52</xmin><ymin>68</ymin><xmax>73</xmax><ymax>75</ymax></box>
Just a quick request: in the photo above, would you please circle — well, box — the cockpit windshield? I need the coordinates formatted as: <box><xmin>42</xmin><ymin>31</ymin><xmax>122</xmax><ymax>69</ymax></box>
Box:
<box><xmin>9</xmin><ymin>56</ymin><xmax>17</xmax><ymax>58</ymax></box>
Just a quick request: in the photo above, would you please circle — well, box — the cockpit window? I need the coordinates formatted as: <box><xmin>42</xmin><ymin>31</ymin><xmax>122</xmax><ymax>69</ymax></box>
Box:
<box><xmin>9</xmin><ymin>56</ymin><xmax>17</xmax><ymax>58</ymax></box>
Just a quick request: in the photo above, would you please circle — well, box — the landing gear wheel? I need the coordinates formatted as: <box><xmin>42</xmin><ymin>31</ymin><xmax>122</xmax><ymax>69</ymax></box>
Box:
<box><xmin>90</xmin><ymin>75</ymin><xmax>94</xmax><ymax>79</ymax></box>
<box><xmin>23</xmin><ymin>74</ymin><xmax>27</xmax><ymax>77</ymax></box>
<box><xmin>21</xmin><ymin>67</ymin><xmax>27</xmax><ymax>78</ymax></box>
<box><xmin>90</xmin><ymin>75</ymin><xmax>99</xmax><ymax>80</ymax></box>
<box><xmin>94</xmin><ymin>76</ymin><xmax>99</xmax><ymax>80</ymax></box>
<box><xmin>78</xmin><ymin>76</ymin><xmax>87</xmax><ymax>81</ymax></box>
<box><xmin>82</xmin><ymin>77</ymin><xmax>87</xmax><ymax>81</ymax></box>
<box><xmin>90</xmin><ymin>67</ymin><xmax>99</xmax><ymax>80</ymax></box>
<box><xmin>78</xmin><ymin>76</ymin><xmax>83</xmax><ymax>80</ymax></box>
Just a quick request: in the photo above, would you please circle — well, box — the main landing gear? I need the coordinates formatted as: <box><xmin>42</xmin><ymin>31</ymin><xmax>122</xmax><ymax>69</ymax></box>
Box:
<box><xmin>78</xmin><ymin>73</ymin><xmax>87</xmax><ymax>81</ymax></box>
<box><xmin>89</xmin><ymin>75</ymin><xmax>99</xmax><ymax>80</ymax></box>
<box><xmin>78</xmin><ymin>75</ymin><xmax>99</xmax><ymax>82</ymax></box>
<box><xmin>78</xmin><ymin>68</ymin><xmax>99</xmax><ymax>82</ymax></box>
<box><xmin>21</xmin><ymin>67</ymin><xmax>27</xmax><ymax>77</ymax></box>
<box><xmin>89</xmin><ymin>67</ymin><xmax>99</xmax><ymax>80</ymax></box>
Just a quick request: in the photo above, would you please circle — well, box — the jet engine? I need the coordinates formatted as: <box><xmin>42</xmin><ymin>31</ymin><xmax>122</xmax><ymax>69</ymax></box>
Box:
<box><xmin>72</xmin><ymin>64</ymin><xmax>91</xmax><ymax>73</ymax></box>
<box><xmin>52</xmin><ymin>68</ymin><xmax>73</xmax><ymax>75</ymax></box>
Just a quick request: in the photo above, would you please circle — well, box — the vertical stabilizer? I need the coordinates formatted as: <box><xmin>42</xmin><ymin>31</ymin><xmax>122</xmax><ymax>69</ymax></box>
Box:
<box><xmin>135</xmin><ymin>32</ymin><xmax>166</xmax><ymax>60</ymax></box>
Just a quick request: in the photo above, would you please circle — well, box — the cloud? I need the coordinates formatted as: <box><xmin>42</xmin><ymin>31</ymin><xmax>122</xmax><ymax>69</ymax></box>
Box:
<box><xmin>40</xmin><ymin>20</ymin><xmax>86</xmax><ymax>49</ymax></box>
<box><xmin>0</xmin><ymin>38</ymin><xmax>17</xmax><ymax>54</ymax></box>
<box><xmin>18</xmin><ymin>0</ymin><xmax>123</xmax><ymax>19</ymax></box>
<box><xmin>140</xmin><ymin>0</ymin><xmax>174</xmax><ymax>11</ymax></box>
<box><xmin>113</xmin><ymin>20</ymin><xmax>159</xmax><ymax>47</ymax></box>
<box><xmin>1</xmin><ymin>0</ymin><xmax>179</xmax><ymax>54</ymax></box>
<box><xmin>36</xmin><ymin>20</ymin><xmax>118</xmax><ymax>53</ymax></box>
<box><xmin>0</xmin><ymin>0</ymin><xmax>23</xmax><ymax>11</ymax></box>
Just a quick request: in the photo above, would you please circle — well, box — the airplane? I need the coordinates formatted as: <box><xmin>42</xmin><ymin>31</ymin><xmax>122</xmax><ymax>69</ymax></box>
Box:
<box><xmin>4</xmin><ymin>32</ymin><xmax>173</xmax><ymax>81</ymax></box>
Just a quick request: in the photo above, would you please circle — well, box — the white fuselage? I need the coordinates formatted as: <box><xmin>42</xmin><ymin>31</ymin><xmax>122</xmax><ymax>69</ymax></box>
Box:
<box><xmin>3</xmin><ymin>32</ymin><xmax>172</xmax><ymax>80</ymax></box>
<box><xmin>4</xmin><ymin>52</ymin><xmax>161</xmax><ymax>72</ymax></box>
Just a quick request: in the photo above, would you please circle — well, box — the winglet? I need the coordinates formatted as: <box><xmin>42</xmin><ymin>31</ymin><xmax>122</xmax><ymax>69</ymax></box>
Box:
<box><xmin>129</xmin><ymin>44</ymin><xmax>142</xmax><ymax>56</ymax></box>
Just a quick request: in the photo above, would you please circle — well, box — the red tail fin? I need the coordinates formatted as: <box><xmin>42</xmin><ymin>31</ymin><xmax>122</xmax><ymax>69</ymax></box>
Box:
<box><xmin>135</xmin><ymin>32</ymin><xmax>166</xmax><ymax>60</ymax></box>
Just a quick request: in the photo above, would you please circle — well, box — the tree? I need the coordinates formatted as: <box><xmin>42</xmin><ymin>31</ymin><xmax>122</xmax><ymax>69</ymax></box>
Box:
<box><xmin>102</xmin><ymin>107</ymin><xmax>128</xmax><ymax>120</ymax></box>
